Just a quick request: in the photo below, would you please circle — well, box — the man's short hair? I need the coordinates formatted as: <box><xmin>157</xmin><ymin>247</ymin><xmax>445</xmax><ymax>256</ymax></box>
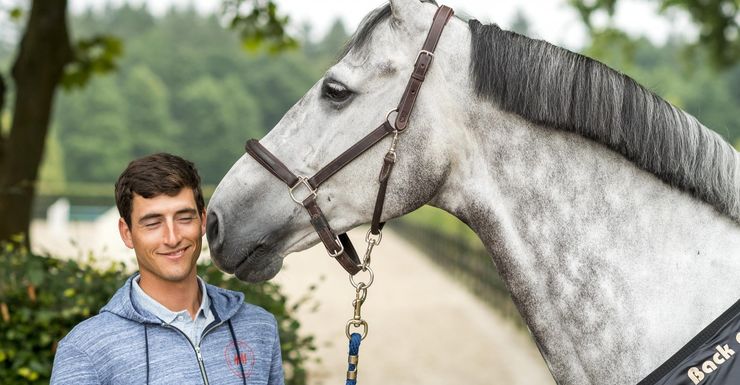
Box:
<box><xmin>115</xmin><ymin>153</ymin><xmax>205</xmax><ymax>227</ymax></box>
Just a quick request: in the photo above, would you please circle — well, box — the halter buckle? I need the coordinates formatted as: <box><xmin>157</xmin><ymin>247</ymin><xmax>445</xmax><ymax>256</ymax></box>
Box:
<box><xmin>289</xmin><ymin>176</ymin><xmax>317</xmax><ymax>205</ymax></box>
<box><xmin>328</xmin><ymin>236</ymin><xmax>345</xmax><ymax>258</ymax></box>
<box><xmin>416</xmin><ymin>49</ymin><xmax>434</xmax><ymax>66</ymax></box>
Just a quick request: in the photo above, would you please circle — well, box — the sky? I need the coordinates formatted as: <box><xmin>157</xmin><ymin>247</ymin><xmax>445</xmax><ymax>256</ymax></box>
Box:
<box><xmin>65</xmin><ymin>0</ymin><xmax>698</xmax><ymax>50</ymax></box>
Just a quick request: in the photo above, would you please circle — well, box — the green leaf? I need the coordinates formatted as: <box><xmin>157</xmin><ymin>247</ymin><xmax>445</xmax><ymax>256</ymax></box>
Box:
<box><xmin>27</xmin><ymin>268</ymin><xmax>44</xmax><ymax>286</ymax></box>
<box><xmin>9</xmin><ymin>8</ymin><xmax>22</xmax><ymax>20</ymax></box>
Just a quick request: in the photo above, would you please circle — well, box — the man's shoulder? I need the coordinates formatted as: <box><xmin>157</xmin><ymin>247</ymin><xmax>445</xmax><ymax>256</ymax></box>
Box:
<box><xmin>235</xmin><ymin>301</ymin><xmax>275</xmax><ymax>321</ymax></box>
<box><xmin>59</xmin><ymin>311</ymin><xmax>140</xmax><ymax>352</ymax></box>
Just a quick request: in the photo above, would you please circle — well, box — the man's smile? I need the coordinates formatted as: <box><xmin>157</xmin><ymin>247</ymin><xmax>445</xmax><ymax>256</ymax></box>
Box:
<box><xmin>157</xmin><ymin>245</ymin><xmax>191</xmax><ymax>260</ymax></box>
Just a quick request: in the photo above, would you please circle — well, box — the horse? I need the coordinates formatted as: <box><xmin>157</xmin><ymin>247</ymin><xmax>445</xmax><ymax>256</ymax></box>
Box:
<box><xmin>205</xmin><ymin>0</ymin><xmax>740</xmax><ymax>383</ymax></box>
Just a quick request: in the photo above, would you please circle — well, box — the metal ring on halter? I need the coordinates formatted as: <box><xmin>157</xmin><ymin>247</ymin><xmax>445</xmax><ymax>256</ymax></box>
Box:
<box><xmin>288</xmin><ymin>176</ymin><xmax>317</xmax><ymax>205</ymax></box>
<box><xmin>350</xmin><ymin>266</ymin><xmax>374</xmax><ymax>289</ymax></box>
<box><xmin>345</xmin><ymin>319</ymin><xmax>368</xmax><ymax>340</ymax></box>
<box><xmin>365</xmin><ymin>228</ymin><xmax>382</xmax><ymax>246</ymax></box>
<box><xmin>385</xmin><ymin>108</ymin><xmax>399</xmax><ymax>130</ymax></box>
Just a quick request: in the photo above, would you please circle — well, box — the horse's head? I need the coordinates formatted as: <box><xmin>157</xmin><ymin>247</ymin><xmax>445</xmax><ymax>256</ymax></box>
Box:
<box><xmin>207</xmin><ymin>0</ymin><xmax>469</xmax><ymax>282</ymax></box>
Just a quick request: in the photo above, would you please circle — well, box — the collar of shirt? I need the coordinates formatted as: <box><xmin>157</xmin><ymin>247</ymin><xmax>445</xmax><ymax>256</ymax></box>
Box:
<box><xmin>131</xmin><ymin>275</ymin><xmax>211</xmax><ymax>325</ymax></box>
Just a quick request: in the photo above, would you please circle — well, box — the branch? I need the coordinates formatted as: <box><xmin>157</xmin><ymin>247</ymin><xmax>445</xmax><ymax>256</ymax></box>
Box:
<box><xmin>222</xmin><ymin>0</ymin><xmax>298</xmax><ymax>53</ymax></box>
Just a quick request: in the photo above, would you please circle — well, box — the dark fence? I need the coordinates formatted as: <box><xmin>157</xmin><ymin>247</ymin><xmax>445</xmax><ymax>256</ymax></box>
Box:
<box><xmin>390</xmin><ymin>219</ymin><xmax>525</xmax><ymax>327</ymax></box>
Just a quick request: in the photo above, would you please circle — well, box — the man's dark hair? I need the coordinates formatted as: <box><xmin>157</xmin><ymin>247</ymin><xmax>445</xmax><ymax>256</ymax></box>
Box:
<box><xmin>115</xmin><ymin>153</ymin><xmax>205</xmax><ymax>227</ymax></box>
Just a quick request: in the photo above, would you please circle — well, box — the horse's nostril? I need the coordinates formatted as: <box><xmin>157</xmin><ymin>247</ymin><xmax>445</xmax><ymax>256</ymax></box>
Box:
<box><xmin>206</xmin><ymin>210</ymin><xmax>223</xmax><ymax>252</ymax></box>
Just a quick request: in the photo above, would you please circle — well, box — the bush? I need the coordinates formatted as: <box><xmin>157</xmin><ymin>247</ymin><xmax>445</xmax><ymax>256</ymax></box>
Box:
<box><xmin>0</xmin><ymin>243</ymin><xmax>315</xmax><ymax>385</ymax></box>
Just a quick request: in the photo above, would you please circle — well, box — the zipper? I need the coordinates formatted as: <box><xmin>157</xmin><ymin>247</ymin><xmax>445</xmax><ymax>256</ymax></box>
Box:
<box><xmin>194</xmin><ymin>346</ymin><xmax>209</xmax><ymax>385</ymax></box>
<box><xmin>162</xmin><ymin>321</ymin><xmax>223</xmax><ymax>385</ymax></box>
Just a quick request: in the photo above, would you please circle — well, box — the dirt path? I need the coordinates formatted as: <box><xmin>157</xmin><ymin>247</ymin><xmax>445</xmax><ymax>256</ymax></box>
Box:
<box><xmin>272</xmin><ymin>227</ymin><xmax>555</xmax><ymax>385</ymax></box>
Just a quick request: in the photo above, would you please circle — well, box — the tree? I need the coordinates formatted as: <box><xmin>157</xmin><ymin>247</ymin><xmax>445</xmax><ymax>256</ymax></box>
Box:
<box><xmin>172</xmin><ymin>76</ymin><xmax>262</xmax><ymax>184</ymax></box>
<box><xmin>59</xmin><ymin>77</ymin><xmax>131</xmax><ymax>183</ymax></box>
<box><xmin>0</xmin><ymin>0</ymin><xmax>293</xmax><ymax>244</ymax></box>
<box><xmin>309</xmin><ymin>19</ymin><xmax>349</xmax><ymax>58</ymax></box>
<box><xmin>569</xmin><ymin>0</ymin><xmax>739</xmax><ymax>68</ymax></box>
<box><xmin>122</xmin><ymin>65</ymin><xmax>178</xmax><ymax>157</ymax></box>
<box><xmin>0</xmin><ymin>1</ymin><xmax>73</xmax><ymax>246</ymax></box>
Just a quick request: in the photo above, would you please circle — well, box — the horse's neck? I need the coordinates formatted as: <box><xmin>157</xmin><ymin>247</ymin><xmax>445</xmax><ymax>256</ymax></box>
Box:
<box><xmin>432</xmin><ymin>106</ymin><xmax>740</xmax><ymax>384</ymax></box>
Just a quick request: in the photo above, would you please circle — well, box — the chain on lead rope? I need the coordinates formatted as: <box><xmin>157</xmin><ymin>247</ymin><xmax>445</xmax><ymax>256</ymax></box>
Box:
<box><xmin>344</xmin><ymin>228</ymin><xmax>381</xmax><ymax>385</ymax></box>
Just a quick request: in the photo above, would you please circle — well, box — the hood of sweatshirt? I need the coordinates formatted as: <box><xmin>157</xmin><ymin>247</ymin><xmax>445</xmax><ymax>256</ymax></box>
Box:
<box><xmin>100</xmin><ymin>273</ymin><xmax>246</xmax><ymax>324</ymax></box>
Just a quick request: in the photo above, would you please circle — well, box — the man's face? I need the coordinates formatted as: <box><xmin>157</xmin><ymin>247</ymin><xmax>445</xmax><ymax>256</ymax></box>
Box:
<box><xmin>118</xmin><ymin>188</ymin><xmax>205</xmax><ymax>284</ymax></box>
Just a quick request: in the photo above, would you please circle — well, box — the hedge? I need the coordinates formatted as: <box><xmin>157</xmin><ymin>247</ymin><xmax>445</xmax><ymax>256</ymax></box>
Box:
<box><xmin>0</xmin><ymin>242</ymin><xmax>315</xmax><ymax>385</ymax></box>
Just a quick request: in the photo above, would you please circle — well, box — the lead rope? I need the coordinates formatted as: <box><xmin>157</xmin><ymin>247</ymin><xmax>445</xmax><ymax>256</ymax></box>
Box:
<box><xmin>345</xmin><ymin>333</ymin><xmax>362</xmax><ymax>385</ymax></box>
<box><xmin>344</xmin><ymin>233</ymin><xmax>377</xmax><ymax>385</ymax></box>
<box><xmin>344</xmin><ymin>134</ymin><xmax>394</xmax><ymax>384</ymax></box>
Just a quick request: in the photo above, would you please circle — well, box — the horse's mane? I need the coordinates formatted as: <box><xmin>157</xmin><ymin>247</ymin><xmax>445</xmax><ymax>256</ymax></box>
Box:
<box><xmin>469</xmin><ymin>21</ymin><xmax>740</xmax><ymax>222</ymax></box>
<box><xmin>342</xmin><ymin>2</ymin><xmax>740</xmax><ymax>222</ymax></box>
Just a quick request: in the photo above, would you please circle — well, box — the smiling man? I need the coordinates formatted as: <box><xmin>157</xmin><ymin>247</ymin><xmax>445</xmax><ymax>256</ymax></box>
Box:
<box><xmin>50</xmin><ymin>153</ymin><xmax>284</xmax><ymax>385</ymax></box>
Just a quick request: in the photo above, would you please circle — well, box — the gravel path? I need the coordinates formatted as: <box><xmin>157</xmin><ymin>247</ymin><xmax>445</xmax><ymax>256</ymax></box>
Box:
<box><xmin>272</xmin><ymin>227</ymin><xmax>555</xmax><ymax>385</ymax></box>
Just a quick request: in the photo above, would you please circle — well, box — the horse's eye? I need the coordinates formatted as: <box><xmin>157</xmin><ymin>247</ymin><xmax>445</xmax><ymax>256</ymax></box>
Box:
<box><xmin>321</xmin><ymin>80</ymin><xmax>353</xmax><ymax>105</ymax></box>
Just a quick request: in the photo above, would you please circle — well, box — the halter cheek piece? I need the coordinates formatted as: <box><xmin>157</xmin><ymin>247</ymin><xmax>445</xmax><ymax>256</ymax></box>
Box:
<box><xmin>245</xmin><ymin>5</ymin><xmax>454</xmax><ymax>275</ymax></box>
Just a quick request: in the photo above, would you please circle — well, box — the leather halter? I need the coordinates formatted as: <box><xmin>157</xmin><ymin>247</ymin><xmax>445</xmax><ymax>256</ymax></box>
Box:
<box><xmin>245</xmin><ymin>5</ymin><xmax>454</xmax><ymax>275</ymax></box>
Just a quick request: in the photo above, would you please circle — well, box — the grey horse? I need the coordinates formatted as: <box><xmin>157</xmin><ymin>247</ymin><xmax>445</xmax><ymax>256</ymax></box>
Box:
<box><xmin>206</xmin><ymin>1</ymin><xmax>740</xmax><ymax>383</ymax></box>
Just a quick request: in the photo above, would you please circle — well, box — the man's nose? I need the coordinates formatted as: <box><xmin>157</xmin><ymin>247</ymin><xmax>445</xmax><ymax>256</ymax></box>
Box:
<box><xmin>163</xmin><ymin>221</ymin><xmax>181</xmax><ymax>246</ymax></box>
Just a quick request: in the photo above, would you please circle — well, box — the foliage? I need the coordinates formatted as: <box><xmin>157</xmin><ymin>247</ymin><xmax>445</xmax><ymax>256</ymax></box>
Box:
<box><xmin>569</xmin><ymin>0</ymin><xmax>739</xmax><ymax>68</ymax></box>
<box><xmin>62</xmin><ymin>35</ymin><xmax>124</xmax><ymax>90</ymax></box>
<box><xmin>0</xmin><ymin>243</ymin><xmax>315</xmax><ymax>385</ymax></box>
<box><xmin>56</xmin><ymin>77</ymin><xmax>132</xmax><ymax>183</ymax></box>
<box><xmin>39</xmin><ymin>6</ymin><xmax>338</xmax><ymax>186</ymax></box>
<box><xmin>122</xmin><ymin>65</ymin><xmax>178</xmax><ymax>158</ymax></box>
<box><xmin>223</xmin><ymin>0</ymin><xmax>298</xmax><ymax>53</ymax></box>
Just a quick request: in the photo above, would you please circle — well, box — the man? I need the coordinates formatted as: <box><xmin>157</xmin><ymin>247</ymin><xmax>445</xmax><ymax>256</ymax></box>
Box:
<box><xmin>51</xmin><ymin>153</ymin><xmax>284</xmax><ymax>385</ymax></box>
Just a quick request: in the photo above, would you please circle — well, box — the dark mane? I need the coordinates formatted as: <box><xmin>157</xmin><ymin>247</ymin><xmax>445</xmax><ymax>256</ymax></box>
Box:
<box><xmin>468</xmin><ymin>20</ymin><xmax>740</xmax><ymax>221</ymax></box>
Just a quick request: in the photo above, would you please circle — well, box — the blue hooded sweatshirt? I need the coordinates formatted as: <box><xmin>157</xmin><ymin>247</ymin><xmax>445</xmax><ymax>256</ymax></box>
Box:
<box><xmin>50</xmin><ymin>275</ymin><xmax>284</xmax><ymax>385</ymax></box>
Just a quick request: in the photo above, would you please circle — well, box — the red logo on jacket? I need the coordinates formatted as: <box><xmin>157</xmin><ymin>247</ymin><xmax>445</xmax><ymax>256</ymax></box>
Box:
<box><xmin>223</xmin><ymin>340</ymin><xmax>254</xmax><ymax>379</ymax></box>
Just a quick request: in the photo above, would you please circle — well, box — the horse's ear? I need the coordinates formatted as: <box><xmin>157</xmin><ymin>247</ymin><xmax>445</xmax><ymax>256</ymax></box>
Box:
<box><xmin>389</xmin><ymin>0</ymin><xmax>425</xmax><ymax>24</ymax></box>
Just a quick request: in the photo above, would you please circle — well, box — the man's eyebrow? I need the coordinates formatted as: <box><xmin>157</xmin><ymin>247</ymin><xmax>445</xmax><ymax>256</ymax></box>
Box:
<box><xmin>174</xmin><ymin>208</ymin><xmax>198</xmax><ymax>216</ymax></box>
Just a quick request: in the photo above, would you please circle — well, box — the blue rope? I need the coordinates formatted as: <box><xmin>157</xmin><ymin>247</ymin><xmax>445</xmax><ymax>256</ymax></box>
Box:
<box><xmin>345</xmin><ymin>333</ymin><xmax>362</xmax><ymax>385</ymax></box>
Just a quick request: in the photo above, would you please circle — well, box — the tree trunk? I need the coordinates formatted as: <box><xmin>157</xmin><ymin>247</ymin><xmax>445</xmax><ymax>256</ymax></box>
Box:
<box><xmin>0</xmin><ymin>0</ymin><xmax>72</xmax><ymax>245</ymax></box>
<box><xmin>0</xmin><ymin>74</ymin><xmax>6</xmax><ymax>162</ymax></box>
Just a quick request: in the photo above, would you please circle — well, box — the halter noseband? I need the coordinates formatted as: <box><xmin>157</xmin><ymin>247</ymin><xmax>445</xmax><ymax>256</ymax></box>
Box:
<box><xmin>245</xmin><ymin>5</ymin><xmax>454</xmax><ymax>275</ymax></box>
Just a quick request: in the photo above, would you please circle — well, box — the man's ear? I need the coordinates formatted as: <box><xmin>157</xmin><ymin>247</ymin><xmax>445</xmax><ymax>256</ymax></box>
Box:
<box><xmin>118</xmin><ymin>217</ymin><xmax>134</xmax><ymax>249</ymax></box>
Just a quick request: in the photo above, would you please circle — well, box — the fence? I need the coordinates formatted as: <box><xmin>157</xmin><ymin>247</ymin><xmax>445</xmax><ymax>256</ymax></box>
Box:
<box><xmin>390</xmin><ymin>219</ymin><xmax>525</xmax><ymax>327</ymax></box>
